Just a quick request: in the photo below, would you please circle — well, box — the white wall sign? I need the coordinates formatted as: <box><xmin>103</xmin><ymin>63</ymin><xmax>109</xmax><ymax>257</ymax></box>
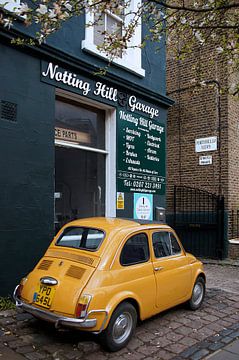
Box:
<box><xmin>199</xmin><ymin>155</ymin><xmax>213</xmax><ymax>166</ymax></box>
<box><xmin>195</xmin><ymin>136</ymin><xmax>217</xmax><ymax>152</ymax></box>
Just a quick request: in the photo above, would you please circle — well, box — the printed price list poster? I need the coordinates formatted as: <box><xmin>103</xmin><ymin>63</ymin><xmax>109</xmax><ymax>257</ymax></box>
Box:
<box><xmin>117</xmin><ymin>109</ymin><xmax>166</xmax><ymax>195</ymax></box>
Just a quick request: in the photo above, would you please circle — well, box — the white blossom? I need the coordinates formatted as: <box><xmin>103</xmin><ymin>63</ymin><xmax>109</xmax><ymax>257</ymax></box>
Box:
<box><xmin>216</xmin><ymin>46</ymin><xmax>223</xmax><ymax>54</ymax></box>
<box><xmin>48</xmin><ymin>9</ymin><xmax>57</xmax><ymax>19</ymax></box>
<box><xmin>3</xmin><ymin>18</ymin><xmax>13</xmax><ymax>28</ymax></box>
<box><xmin>18</xmin><ymin>2</ymin><xmax>29</xmax><ymax>14</ymax></box>
<box><xmin>194</xmin><ymin>31</ymin><xmax>205</xmax><ymax>44</ymax></box>
<box><xmin>36</xmin><ymin>4</ymin><xmax>48</xmax><ymax>15</ymax></box>
<box><xmin>38</xmin><ymin>34</ymin><xmax>45</xmax><ymax>44</ymax></box>
<box><xmin>64</xmin><ymin>2</ymin><xmax>72</xmax><ymax>12</ymax></box>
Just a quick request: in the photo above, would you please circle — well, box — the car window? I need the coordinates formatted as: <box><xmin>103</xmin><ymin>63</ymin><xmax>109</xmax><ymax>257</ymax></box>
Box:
<box><xmin>56</xmin><ymin>227</ymin><xmax>105</xmax><ymax>251</ymax></box>
<box><xmin>152</xmin><ymin>232</ymin><xmax>171</xmax><ymax>258</ymax></box>
<box><xmin>120</xmin><ymin>233</ymin><xmax>149</xmax><ymax>266</ymax></box>
<box><xmin>152</xmin><ymin>231</ymin><xmax>182</xmax><ymax>258</ymax></box>
<box><xmin>170</xmin><ymin>233</ymin><xmax>182</xmax><ymax>255</ymax></box>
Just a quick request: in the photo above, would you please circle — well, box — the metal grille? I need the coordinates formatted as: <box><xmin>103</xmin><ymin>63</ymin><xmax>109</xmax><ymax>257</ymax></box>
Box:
<box><xmin>1</xmin><ymin>101</ymin><xmax>17</xmax><ymax>122</ymax></box>
<box><xmin>66</xmin><ymin>265</ymin><xmax>86</xmax><ymax>280</ymax></box>
<box><xmin>172</xmin><ymin>185</ymin><xmax>225</xmax><ymax>259</ymax></box>
<box><xmin>37</xmin><ymin>259</ymin><xmax>53</xmax><ymax>270</ymax></box>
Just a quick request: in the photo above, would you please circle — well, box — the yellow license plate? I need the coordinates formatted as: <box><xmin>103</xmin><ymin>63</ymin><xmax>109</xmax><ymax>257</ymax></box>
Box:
<box><xmin>33</xmin><ymin>284</ymin><xmax>56</xmax><ymax>308</ymax></box>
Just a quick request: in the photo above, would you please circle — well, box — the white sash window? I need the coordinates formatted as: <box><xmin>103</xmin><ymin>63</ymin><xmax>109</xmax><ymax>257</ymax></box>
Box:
<box><xmin>82</xmin><ymin>0</ymin><xmax>145</xmax><ymax>77</ymax></box>
<box><xmin>0</xmin><ymin>0</ymin><xmax>20</xmax><ymax>12</ymax></box>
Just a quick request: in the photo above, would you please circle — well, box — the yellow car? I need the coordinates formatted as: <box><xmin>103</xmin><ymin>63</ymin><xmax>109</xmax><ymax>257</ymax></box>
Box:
<box><xmin>14</xmin><ymin>217</ymin><xmax>205</xmax><ymax>351</ymax></box>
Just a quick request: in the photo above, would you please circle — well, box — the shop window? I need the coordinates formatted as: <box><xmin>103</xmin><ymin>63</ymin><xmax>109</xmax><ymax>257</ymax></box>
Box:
<box><xmin>120</xmin><ymin>233</ymin><xmax>149</xmax><ymax>266</ymax></box>
<box><xmin>82</xmin><ymin>1</ymin><xmax>145</xmax><ymax>77</ymax></box>
<box><xmin>55</xmin><ymin>98</ymin><xmax>105</xmax><ymax>150</ymax></box>
<box><xmin>54</xmin><ymin>97</ymin><xmax>106</xmax><ymax>232</ymax></box>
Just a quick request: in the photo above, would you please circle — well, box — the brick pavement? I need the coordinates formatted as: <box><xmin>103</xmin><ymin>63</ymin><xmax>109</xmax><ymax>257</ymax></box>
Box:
<box><xmin>0</xmin><ymin>264</ymin><xmax>238</xmax><ymax>360</ymax></box>
<box><xmin>206</xmin><ymin>339</ymin><xmax>239</xmax><ymax>360</ymax></box>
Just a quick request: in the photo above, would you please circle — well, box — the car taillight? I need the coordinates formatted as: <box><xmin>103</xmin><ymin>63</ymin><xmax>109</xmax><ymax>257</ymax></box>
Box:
<box><xmin>75</xmin><ymin>294</ymin><xmax>92</xmax><ymax>318</ymax></box>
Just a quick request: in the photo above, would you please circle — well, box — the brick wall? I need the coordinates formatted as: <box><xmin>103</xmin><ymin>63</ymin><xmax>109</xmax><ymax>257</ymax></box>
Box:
<box><xmin>167</xmin><ymin>45</ymin><xmax>228</xmax><ymax>210</ymax></box>
<box><xmin>228</xmin><ymin>242</ymin><xmax>239</xmax><ymax>260</ymax></box>
<box><xmin>167</xmin><ymin>44</ymin><xmax>239</xmax><ymax>258</ymax></box>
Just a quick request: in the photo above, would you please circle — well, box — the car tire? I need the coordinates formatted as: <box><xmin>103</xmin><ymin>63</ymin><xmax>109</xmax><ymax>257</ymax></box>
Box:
<box><xmin>188</xmin><ymin>276</ymin><xmax>205</xmax><ymax>310</ymax></box>
<box><xmin>99</xmin><ymin>302</ymin><xmax>137</xmax><ymax>352</ymax></box>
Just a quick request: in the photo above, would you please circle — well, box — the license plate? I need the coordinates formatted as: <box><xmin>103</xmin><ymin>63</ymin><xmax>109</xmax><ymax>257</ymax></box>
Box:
<box><xmin>33</xmin><ymin>284</ymin><xmax>56</xmax><ymax>308</ymax></box>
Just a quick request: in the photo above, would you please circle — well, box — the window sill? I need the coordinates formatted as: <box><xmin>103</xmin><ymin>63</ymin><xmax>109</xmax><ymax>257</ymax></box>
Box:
<box><xmin>82</xmin><ymin>41</ymin><xmax>145</xmax><ymax>78</ymax></box>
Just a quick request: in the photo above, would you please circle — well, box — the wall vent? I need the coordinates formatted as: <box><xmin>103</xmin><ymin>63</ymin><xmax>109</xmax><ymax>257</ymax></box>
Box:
<box><xmin>1</xmin><ymin>101</ymin><xmax>17</xmax><ymax>122</ymax></box>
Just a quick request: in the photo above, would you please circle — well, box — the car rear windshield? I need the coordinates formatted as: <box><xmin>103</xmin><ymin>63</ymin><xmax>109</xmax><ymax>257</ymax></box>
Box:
<box><xmin>56</xmin><ymin>227</ymin><xmax>105</xmax><ymax>251</ymax></box>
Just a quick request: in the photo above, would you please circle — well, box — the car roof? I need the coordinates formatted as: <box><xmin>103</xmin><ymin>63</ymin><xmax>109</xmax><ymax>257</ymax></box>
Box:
<box><xmin>64</xmin><ymin>217</ymin><xmax>172</xmax><ymax>233</ymax></box>
<box><xmin>54</xmin><ymin>217</ymin><xmax>175</xmax><ymax>263</ymax></box>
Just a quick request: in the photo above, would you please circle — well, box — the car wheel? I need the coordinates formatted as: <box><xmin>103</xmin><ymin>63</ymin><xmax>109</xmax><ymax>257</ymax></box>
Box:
<box><xmin>188</xmin><ymin>276</ymin><xmax>205</xmax><ymax>310</ymax></box>
<box><xmin>99</xmin><ymin>302</ymin><xmax>137</xmax><ymax>352</ymax></box>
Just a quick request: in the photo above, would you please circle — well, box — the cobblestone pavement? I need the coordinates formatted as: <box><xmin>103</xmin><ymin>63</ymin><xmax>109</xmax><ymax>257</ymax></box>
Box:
<box><xmin>0</xmin><ymin>264</ymin><xmax>239</xmax><ymax>360</ymax></box>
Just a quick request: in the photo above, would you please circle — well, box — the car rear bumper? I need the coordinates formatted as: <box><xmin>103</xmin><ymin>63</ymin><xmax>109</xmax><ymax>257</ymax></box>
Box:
<box><xmin>13</xmin><ymin>285</ymin><xmax>97</xmax><ymax>330</ymax></box>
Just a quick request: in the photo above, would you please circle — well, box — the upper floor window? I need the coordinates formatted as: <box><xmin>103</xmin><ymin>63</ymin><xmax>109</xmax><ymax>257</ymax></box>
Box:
<box><xmin>152</xmin><ymin>232</ymin><xmax>182</xmax><ymax>258</ymax></box>
<box><xmin>94</xmin><ymin>11</ymin><xmax>123</xmax><ymax>58</ymax></box>
<box><xmin>82</xmin><ymin>1</ymin><xmax>145</xmax><ymax>77</ymax></box>
<box><xmin>0</xmin><ymin>0</ymin><xmax>20</xmax><ymax>13</ymax></box>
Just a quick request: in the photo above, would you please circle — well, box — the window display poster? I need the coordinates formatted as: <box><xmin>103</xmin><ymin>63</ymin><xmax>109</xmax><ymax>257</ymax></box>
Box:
<box><xmin>134</xmin><ymin>193</ymin><xmax>153</xmax><ymax>221</ymax></box>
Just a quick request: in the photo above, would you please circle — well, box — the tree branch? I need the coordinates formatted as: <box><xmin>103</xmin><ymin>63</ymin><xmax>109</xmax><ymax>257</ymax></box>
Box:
<box><xmin>148</xmin><ymin>1</ymin><xmax>239</xmax><ymax>13</ymax></box>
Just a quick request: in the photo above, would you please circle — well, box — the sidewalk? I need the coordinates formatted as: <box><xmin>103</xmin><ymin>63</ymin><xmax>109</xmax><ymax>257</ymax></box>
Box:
<box><xmin>201</xmin><ymin>258</ymin><xmax>239</xmax><ymax>267</ymax></box>
<box><xmin>203</xmin><ymin>260</ymin><xmax>239</xmax><ymax>359</ymax></box>
<box><xmin>207</xmin><ymin>339</ymin><xmax>239</xmax><ymax>359</ymax></box>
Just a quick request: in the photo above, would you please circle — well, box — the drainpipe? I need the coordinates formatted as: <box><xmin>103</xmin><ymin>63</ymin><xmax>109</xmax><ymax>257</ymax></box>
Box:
<box><xmin>167</xmin><ymin>79</ymin><xmax>222</xmax><ymax>196</ymax></box>
<box><xmin>203</xmin><ymin>80</ymin><xmax>222</xmax><ymax>197</ymax></box>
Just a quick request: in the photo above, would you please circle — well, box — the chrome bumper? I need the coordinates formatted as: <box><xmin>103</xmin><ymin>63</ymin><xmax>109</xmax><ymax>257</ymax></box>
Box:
<box><xmin>13</xmin><ymin>285</ymin><xmax>97</xmax><ymax>330</ymax></box>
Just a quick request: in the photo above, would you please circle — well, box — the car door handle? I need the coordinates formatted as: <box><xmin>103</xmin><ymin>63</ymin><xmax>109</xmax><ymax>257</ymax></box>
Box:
<box><xmin>154</xmin><ymin>267</ymin><xmax>164</xmax><ymax>272</ymax></box>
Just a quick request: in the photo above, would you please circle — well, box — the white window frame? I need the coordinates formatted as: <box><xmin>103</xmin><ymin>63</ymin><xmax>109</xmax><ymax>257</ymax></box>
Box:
<box><xmin>55</xmin><ymin>89</ymin><xmax>116</xmax><ymax>218</ymax></box>
<box><xmin>0</xmin><ymin>0</ymin><xmax>20</xmax><ymax>12</ymax></box>
<box><xmin>93</xmin><ymin>10</ymin><xmax>124</xmax><ymax>49</ymax></box>
<box><xmin>82</xmin><ymin>0</ymin><xmax>145</xmax><ymax>77</ymax></box>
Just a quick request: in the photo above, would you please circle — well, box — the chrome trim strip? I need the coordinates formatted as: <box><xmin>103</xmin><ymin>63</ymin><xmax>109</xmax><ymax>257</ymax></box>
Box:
<box><xmin>88</xmin><ymin>309</ymin><xmax>108</xmax><ymax>333</ymax></box>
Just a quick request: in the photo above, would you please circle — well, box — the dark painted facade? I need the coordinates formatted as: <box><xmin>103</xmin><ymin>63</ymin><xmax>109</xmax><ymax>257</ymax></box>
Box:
<box><xmin>0</xmin><ymin>10</ymin><xmax>173</xmax><ymax>295</ymax></box>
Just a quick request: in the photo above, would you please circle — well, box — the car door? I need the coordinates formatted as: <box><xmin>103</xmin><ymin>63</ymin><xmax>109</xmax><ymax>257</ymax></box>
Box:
<box><xmin>150</xmin><ymin>230</ymin><xmax>192</xmax><ymax>311</ymax></box>
<box><xmin>114</xmin><ymin>231</ymin><xmax>157</xmax><ymax>320</ymax></box>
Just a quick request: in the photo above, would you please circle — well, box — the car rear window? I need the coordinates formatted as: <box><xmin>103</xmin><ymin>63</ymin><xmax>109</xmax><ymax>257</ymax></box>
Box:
<box><xmin>56</xmin><ymin>227</ymin><xmax>105</xmax><ymax>251</ymax></box>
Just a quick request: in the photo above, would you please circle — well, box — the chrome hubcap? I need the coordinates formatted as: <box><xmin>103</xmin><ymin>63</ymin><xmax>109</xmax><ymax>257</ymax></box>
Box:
<box><xmin>112</xmin><ymin>312</ymin><xmax>133</xmax><ymax>344</ymax></box>
<box><xmin>192</xmin><ymin>282</ymin><xmax>204</xmax><ymax>306</ymax></box>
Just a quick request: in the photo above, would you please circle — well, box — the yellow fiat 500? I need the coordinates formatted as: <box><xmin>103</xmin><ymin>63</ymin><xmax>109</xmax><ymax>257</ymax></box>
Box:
<box><xmin>14</xmin><ymin>217</ymin><xmax>205</xmax><ymax>351</ymax></box>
